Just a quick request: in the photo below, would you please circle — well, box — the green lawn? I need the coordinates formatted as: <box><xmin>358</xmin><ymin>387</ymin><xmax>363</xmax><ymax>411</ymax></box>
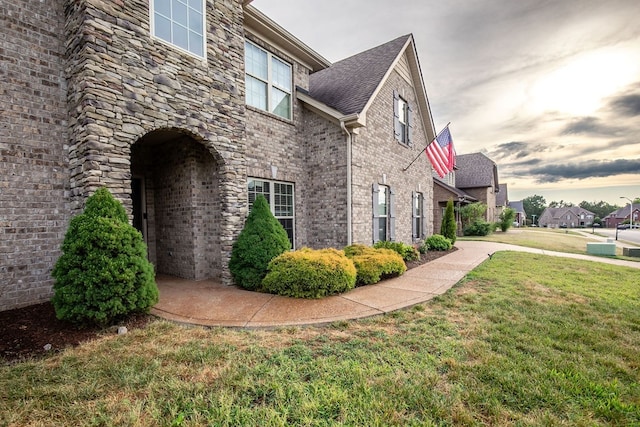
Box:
<box><xmin>2</xmin><ymin>252</ymin><xmax>639</xmax><ymax>426</ymax></box>
<box><xmin>460</xmin><ymin>228</ymin><xmax>637</xmax><ymax>257</ymax></box>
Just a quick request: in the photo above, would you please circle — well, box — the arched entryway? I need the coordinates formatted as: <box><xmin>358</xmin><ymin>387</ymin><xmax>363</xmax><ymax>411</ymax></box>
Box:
<box><xmin>131</xmin><ymin>128</ymin><xmax>222</xmax><ymax>281</ymax></box>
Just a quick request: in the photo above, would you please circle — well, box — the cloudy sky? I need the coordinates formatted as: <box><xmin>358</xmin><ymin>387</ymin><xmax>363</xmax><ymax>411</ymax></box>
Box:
<box><xmin>252</xmin><ymin>0</ymin><xmax>640</xmax><ymax>205</ymax></box>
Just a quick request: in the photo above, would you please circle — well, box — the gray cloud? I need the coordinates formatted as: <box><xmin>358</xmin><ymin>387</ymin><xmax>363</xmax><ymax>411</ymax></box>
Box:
<box><xmin>610</xmin><ymin>94</ymin><xmax>640</xmax><ymax>117</ymax></box>
<box><xmin>561</xmin><ymin>117</ymin><xmax>622</xmax><ymax>136</ymax></box>
<box><xmin>528</xmin><ymin>159</ymin><xmax>640</xmax><ymax>183</ymax></box>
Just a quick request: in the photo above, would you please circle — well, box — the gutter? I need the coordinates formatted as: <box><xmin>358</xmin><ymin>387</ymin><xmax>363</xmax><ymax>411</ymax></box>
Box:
<box><xmin>340</xmin><ymin>120</ymin><xmax>353</xmax><ymax>246</ymax></box>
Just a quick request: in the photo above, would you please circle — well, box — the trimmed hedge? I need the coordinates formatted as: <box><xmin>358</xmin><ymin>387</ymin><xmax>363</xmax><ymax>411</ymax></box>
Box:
<box><xmin>229</xmin><ymin>195</ymin><xmax>291</xmax><ymax>290</ymax></box>
<box><xmin>425</xmin><ymin>234</ymin><xmax>452</xmax><ymax>251</ymax></box>
<box><xmin>344</xmin><ymin>244</ymin><xmax>406</xmax><ymax>286</ymax></box>
<box><xmin>373</xmin><ymin>240</ymin><xmax>420</xmax><ymax>262</ymax></box>
<box><xmin>52</xmin><ymin>188</ymin><xmax>158</xmax><ymax>326</ymax></box>
<box><xmin>261</xmin><ymin>248</ymin><xmax>356</xmax><ymax>298</ymax></box>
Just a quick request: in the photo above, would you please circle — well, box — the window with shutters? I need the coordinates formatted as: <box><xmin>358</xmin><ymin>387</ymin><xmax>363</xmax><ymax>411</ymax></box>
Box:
<box><xmin>150</xmin><ymin>0</ymin><xmax>206</xmax><ymax>58</ymax></box>
<box><xmin>393</xmin><ymin>90</ymin><xmax>412</xmax><ymax>145</ymax></box>
<box><xmin>245</xmin><ymin>41</ymin><xmax>292</xmax><ymax>120</ymax></box>
<box><xmin>412</xmin><ymin>192</ymin><xmax>424</xmax><ymax>240</ymax></box>
<box><xmin>372</xmin><ymin>183</ymin><xmax>395</xmax><ymax>243</ymax></box>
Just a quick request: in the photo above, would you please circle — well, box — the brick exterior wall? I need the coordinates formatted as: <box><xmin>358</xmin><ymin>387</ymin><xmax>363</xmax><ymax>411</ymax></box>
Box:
<box><xmin>462</xmin><ymin>187</ymin><xmax>497</xmax><ymax>222</ymax></box>
<box><xmin>0</xmin><ymin>1</ymin><xmax>437</xmax><ymax>311</ymax></box>
<box><xmin>351</xmin><ymin>67</ymin><xmax>434</xmax><ymax>245</ymax></box>
<box><xmin>0</xmin><ymin>0</ymin><xmax>69</xmax><ymax>310</ymax></box>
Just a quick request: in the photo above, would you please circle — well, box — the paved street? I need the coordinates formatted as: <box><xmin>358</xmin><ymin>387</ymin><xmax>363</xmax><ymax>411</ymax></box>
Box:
<box><xmin>591</xmin><ymin>228</ymin><xmax>640</xmax><ymax>246</ymax></box>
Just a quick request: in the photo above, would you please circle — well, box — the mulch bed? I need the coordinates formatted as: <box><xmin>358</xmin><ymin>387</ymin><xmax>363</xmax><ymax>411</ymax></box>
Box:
<box><xmin>0</xmin><ymin>247</ymin><xmax>457</xmax><ymax>364</ymax></box>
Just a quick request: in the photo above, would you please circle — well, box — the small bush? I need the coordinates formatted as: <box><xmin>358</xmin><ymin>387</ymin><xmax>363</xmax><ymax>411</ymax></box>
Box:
<box><xmin>344</xmin><ymin>245</ymin><xmax>406</xmax><ymax>286</ymax></box>
<box><xmin>425</xmin><ymin>234</ymin><xmax>452</xmax><ymax>251</ymax></box>
<box><xmin>52</xmin><ymin>188</ymin><xmax>158</xmax><ymax>326</ymax></box>
<box><xmin>418</xmin><ymin>242</ymin><xmax>428</xmax><ymax>254</ymax></box>
<box><xmin>261</xmin><ymin>248</ymin><xmax>356</xmax><ymax>298</ymax></box>
<box><xmin>373</xmin><ymin>241</ymin><xmax>420</xmax><ymax>262</ymax></box>
<box><xmin>229</xmin><ymin>195</ymin><xmax>291</xmax><ymax>291</ymax></box>
<box><xmin>463</xmin><ymin>220</ymin><xmax>493</xmax><ymax>236</ymax></box>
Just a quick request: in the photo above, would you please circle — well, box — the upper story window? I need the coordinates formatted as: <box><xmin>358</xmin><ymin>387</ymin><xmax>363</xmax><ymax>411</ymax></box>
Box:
<box><xmin>245</xmin><ymin>41</ymin><xmax>292</xmax><ymax>120</ymax></box>
<box><xmin>151</xmin><ymin>0</ymin><xmax>206</xmax><ymax>58</ymax></box>
<box><xmin>393</xmin><ymin>90</ymin><xmax>412</xmax><ymax>145</ymax></box>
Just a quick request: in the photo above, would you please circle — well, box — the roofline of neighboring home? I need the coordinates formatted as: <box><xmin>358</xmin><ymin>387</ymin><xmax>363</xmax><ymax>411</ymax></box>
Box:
<box><xmin>297</xmin><ymin>89</ymin><xmax>365</xmax><ymax>128</ymax></box>
<box><xmin>359</xmin><ymin>34</ymin><xmax>436</xmax><ymax>142</ymax></box>
<box><xmin>433</xmin><ymin>179</ymin><xmax>477</xmax><ymax>202</ymax></box>
<box><xmin>243</xmin><ymin>5</ymin><xmax>331</xmax><ymax>72</ymax></box>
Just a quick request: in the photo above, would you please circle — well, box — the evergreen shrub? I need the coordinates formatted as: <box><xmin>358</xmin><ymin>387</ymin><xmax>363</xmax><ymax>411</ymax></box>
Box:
<box><xmin>52</xmin><ymin>188</ymin><xmax>158</xmax><ymax>326</ymax></box>
<box><xmin>261</xmin><ymin>248</ymin><xmax>356</xmax><ymax>298</ymax></box>
<box><xmin>441</xmin><ymin>199</ymin><xmax>457</xmax><ymax>244</ymax></box>
<box><xmin>373</xmin><ymin>240</ymin><xmax>420</xmax><ymax>262</ymax></box>
<box><xmin>464</xmin><ymin>220</ymin><xmax>492</xmax><ymax>236</ymax></box>
<box><xmin>425</xmin><ymin>234</ymin><xmax>452</xmax><ymax>251</ymax></box>
<box><xmin>229</xmin><ymin>195</ymin><xmax>291</xmax><ymax>290</ymax></box>
<box><xmin>344</xmin><ymin>245</ymin><xmax>406</xmax><ymax>286</ymax></box>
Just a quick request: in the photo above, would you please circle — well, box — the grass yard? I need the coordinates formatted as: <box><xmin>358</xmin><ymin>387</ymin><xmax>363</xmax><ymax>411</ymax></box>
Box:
<box><xmin>460</xmin><ymin>228</ymin><xmax>631</xmax><ymax>256</ymax></box>
<box><xmin>2</xmin><ymin>252</ymin><xmax>639</xmax><ymax>426</ymax></box>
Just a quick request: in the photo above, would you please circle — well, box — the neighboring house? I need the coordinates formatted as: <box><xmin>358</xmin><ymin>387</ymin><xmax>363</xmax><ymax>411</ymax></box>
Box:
<box><xmin>508</xmin><ymin>201</ymin><xmax>527</xmax><ymax>227</ymax></box>
<box><xmin>1</xmin><ymin>1</ymin><xmax>438</xmax><ymax>311</ymax></box>
<box><xmin>603</xmin><ymin>204</ymin><xmax>639</xmax><ymax>228</ymax></box>
<box><xmin>453</xmin><ymin>153</ymin><xmax>501</xmax><ymax>222</ymax></box>
<box><xmin>432</xmin><ymin>178</ymin><xmax>476</xmax><ymax>235</ymax></box>
<box><xmin>538</xmin><ymin>207</ymin><xmax>595</xmax><ymax>228</ymax></box>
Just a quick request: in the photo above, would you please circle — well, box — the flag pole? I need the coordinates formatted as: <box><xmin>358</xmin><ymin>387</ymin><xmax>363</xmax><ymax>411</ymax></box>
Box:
<box><xmin>402</xmin><ymin>122</ymin><xmax>451</xmax><ymax>172</ymax></box>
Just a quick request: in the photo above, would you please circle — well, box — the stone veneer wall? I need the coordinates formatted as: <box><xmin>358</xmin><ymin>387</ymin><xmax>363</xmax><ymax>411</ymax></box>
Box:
<box><xmin>0</xmin><ymin>0</ymin><xmax>69</xmax><ymax>310</ymax></box>
<box><xmin>351</xmin><ymin>69</ymin><xmax>434</xmax><ymax>245</ymax></box>
<box><xmin>63</xmin><ymin>0</ymin><xmax>248</xmax><ymax>283</ymax></box>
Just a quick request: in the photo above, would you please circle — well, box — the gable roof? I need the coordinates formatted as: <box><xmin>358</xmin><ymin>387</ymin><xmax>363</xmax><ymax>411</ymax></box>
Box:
<box><xmin>542</xmin><ymin>206</ymin><xmax>595</xmax><ymax>219</ymax></box>
<box><xmin>508</xmin><ymin>200</ymin><xmax>526</xmax><ymax>215</ymax></box>
<box><xmin>299</xmin><ymin>34</ymin><xmax>435</xmax><ymax>139</ymax></box>
<box><xmin>309</xmin><ymin>35</ymin><xmax>410</xmax><ymax>115</ymax></box>
<box><xmin>496</xmin><ymin>183</ymin><xmax>508</xmax><ymax>206</ymax></box>
<box><xmin>455</xmin><ymin>153</ymin><xmax>499</xmax><ymax>190</ymax></box>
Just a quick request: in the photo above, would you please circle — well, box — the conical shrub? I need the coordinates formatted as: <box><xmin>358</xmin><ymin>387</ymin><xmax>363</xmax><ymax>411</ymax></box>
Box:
<box><xmin>52</xmin><ymin>188</ymin><xmax>158</xmax><ymax>325</ymax></box>
<box><xmin>229</xmin><ymin>195</ymin><xmax>291</xmax><ymax>290</ymax></box>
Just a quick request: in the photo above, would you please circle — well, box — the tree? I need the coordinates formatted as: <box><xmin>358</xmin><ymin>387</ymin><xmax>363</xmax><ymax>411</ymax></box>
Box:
<box><xmin>522</xmin><ymin>195</ymin><xmax>546</xmax><ymax>223</ymax></box>
<box><xmin>459</xmin><ymin>202</ymin><xmax>487</xmax><ymax>229</ymax></box>
<box><xmin>229</xmin><ymin>195</ymin><xmax>291</xmax><ymax>291</ymax></box>
<box><xmin>440</xmin><ymin>198</ymin><xmax>457</xmax><ymax>244</ymax></box>
<box><xmin>549</xmin><ymin>200</ymin><xmax>573</xmax><ymax>208</ymax></box>
<box><xmin>498</xmin><ymin>207</ymin><xmax>516</xmax><ymax>232</ymax></box>
<box><xmin>52</xmin><ymin>188</ymin><xmax>158</xmax><ymax>326</ymax></box>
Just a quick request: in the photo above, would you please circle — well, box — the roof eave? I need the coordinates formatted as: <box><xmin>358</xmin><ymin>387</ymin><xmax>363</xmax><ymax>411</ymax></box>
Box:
<box><xmin>297</xmin><ymin>90</ymin><xmax>366</xmax><ymax>128</ymax></box>
<box><xmin>243</xmin><ymin>5</ymin><xmax>331</xmax><ymax>72</ymax></box>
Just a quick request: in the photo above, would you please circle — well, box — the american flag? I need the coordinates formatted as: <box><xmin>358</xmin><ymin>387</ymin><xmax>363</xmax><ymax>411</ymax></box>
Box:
<box><xmin>426</xmin><ymin>126</ymin><xmax>455</xmax><ymax>178</ymax></box>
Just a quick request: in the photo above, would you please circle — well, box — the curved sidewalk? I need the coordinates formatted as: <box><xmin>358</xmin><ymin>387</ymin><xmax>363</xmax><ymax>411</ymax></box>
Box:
<box><xmin>150</xmin><ymin>241</ymin><xmax>639</xmax><ymax>328</ymax></box>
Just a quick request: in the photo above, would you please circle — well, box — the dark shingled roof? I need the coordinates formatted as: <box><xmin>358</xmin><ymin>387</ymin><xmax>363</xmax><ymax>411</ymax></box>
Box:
<box><xmin>508</xmin><ymin>200</ymin><xmax>525</xmax><ymax>215</ymax></box>
<box><xmin>455</xmin><ymin>152</ymin><xmax>499</xmax><ymax>189</ymax></box>
<box><xmin>433</xmin><ymin>178</ymin><xmax>477</xmax><ymax>202</ymax></box>
<box><xmin>308</xmin><ymin>35</ymin><xmax>411</xmax><ymax>115</ymax></box>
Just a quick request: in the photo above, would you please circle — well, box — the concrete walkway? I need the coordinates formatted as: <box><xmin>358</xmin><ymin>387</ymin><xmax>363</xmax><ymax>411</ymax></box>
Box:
<box><xmin>150</xmin><ymin>240</ymin><xmax>639</xmax><ymax>328</ymax></box>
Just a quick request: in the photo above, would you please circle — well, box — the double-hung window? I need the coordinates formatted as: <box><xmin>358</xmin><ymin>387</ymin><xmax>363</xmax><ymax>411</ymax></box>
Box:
<box><xmin>245</xmin><ymin>41</ymin><xmax>292</xmax><ymax>120</ymax></box>
<box><xmin>151</xmin><ymin>0</ymin><xmax>205</xmax><ymax>58</ymax></box>
<box><xmin>393</xmin><ymin>90</ymin><xmax>412</xmax><ymax>145</ymax></box>
<box><xmin>248</xmin><ymin>179</ymin><xmax>295</xmax><ymax>247</ymax></box>
<box><xmin>412</xmin><ymin>192</ymin><xmax>424</xmax><ymax>240</ymax></box>
<box><xmin>372</xmin><ymin>183</ymin><xmax>395</xmax><ymax>243</ymax></box>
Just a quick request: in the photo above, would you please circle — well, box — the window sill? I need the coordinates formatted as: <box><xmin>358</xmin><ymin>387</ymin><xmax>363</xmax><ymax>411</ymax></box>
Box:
<box><xmin>246</xmin><ymin>105</ymin><xmax>295</xmax><ymax>125</ymax></box>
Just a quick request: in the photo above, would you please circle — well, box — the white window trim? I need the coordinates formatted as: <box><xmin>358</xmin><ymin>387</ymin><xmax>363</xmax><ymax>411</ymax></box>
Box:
<box><xmin>245</xmin><ymin>40</ymin><xmax>293</xmax><ymax>120</ymax></box>
<box><xmin>150</xmin><ymin>0</ymin><xmax>207</xmax><ymax>61</ymax></box>
<box><xmin>247</xmin><ymin>178</ymin><xmax>295</xmax><ymax>248</ymax></box>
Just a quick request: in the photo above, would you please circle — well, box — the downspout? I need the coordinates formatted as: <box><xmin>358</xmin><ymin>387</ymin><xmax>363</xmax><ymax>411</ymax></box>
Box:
<box><xmin>340</xmin><ymin>120</ymin><xmax>353</xmax><ymax>246</ymax></box>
